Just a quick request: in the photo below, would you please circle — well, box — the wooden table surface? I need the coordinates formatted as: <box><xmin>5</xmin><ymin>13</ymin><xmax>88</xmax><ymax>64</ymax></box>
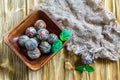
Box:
<box><xmin>0</xmin><ymin>0</ymin><xmax>120</xmax><ymax>80</ymax></box>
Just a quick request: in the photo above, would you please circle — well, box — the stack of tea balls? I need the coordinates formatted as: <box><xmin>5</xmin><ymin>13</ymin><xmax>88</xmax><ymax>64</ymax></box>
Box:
<box><xmin>18</xmin><ymin>20</ymin><xmax>58</xmax><ymax>59</ymax></box>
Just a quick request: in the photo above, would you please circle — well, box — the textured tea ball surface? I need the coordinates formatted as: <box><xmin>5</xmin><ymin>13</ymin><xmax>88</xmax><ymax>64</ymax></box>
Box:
<box><xmin>33</xmin><ymin>37</ymin><xmax>41</xmax><ymax>44</ymax></box>
<box><xmin>25</xmin><ymin>27</ymin><xmax>37</xmax><ymax>37</ymax></box>
<box><xmin>48</xmin><ymin>33</ymin><xmax>58</xmax><ymax>44</ymax></box>
<box><xmin>25</xmin><ymin>38</ymin><xmax>38</xmax><ymax>50</ymax></box>
<box><xmin>27</xmin><ymin>48</ymin><xmax>41</xmax><ymax>59</ymax></box>
<box><xmin>81</xmin><ymin>53</ymin><xmax>92</xmax><ymax>65</ymax></box>
<box><xmin>34</xmin><ymin>20</ymin><xmax>46</xmax><ymax>31</ymax></box>
<box><xmin>37</xmin><ymin>29</ymin><xmax>49</xmax><ymax>40</ymax></box>
<box><xmin>18</xmin><ymin>35</ymin><xmax>29</xmax><ymax>47</ymax></box>
<box><xmin>39</xmin><ymin>41</ymin><xmax>51</xmax><ymax>54</ymax></box>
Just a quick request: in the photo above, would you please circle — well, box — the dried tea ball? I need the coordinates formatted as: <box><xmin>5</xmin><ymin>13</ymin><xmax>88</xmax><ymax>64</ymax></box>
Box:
<box><xmin>48</xmin><ymin>33</ymin><xmax>58</xmax><ymax>44</ymax></box>
<box><xmin>39</xmin><ymin>41</ymin><xmax>51</xmax><ymax>54</ymax></box>
<box><xmin>25</xmin><ymin>27</ymin><xmax>37</xmax><ymax>38</ymax></box>
<box><xmin>37</xmin><ymin>29</ymin><xmax>49</xmax><ymax>40</ymax></box>
<box><xmin>81</xmin><ymin>53</ymin><xmax>92</xmax><ymax>65</ymax></box>
<box><xmin>34</xmin><ymin>20</ymin><xmax>46</xmax><ymax>31</ymax></box>
<box><xmin>25</xmin><ymin>38</ymin><xmax>38</xmax><ymax>50</ymax></box>
<box><xmin>18</xmin><ymin>35</ymin><xmax>29</xmax><ymax>47</ymax></box>
<box><xmin>33</xmin><ymin>37</ymin><xmax>41</xmax><ymax>44</ymax></box>
<box><xmin>27</xmin><ymin>48</ymin><xmax>41</xmax><ymax>59</ymax></box>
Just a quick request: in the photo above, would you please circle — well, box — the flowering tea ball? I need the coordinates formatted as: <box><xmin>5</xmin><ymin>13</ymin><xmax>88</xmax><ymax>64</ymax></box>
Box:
<box><xmin>33</xmin><ymin>37</ymin><xmax>41</xmax><ymax>44</ymax></box>
<box><xmin>18</xmin><ymin>35</ymin><xmax>29</xmax><ymax>47</ymax></box>
<box><xmin>48</xmin><ymin>33</ymin><xmax>58</xmax><ymax>44</ymax></box>
<box><xmin>25</xmin><ymin>38</ymin><xmax>38</xmax><ymax>50</ymax></box>
<box><xmin>25</xmin><ymin>27</ymin><xmax>37</xmax><ymax>37</ymax></box>
<box><xmin>34</xmin><ymin>20</ymin><xmax>46</xmax><ymax>31</ymax></box>
<box><xmin>81</xmin><ymin>53</ymin><xmax>92</xmax><ymax>65</ymax></box>
<box><xmin>39</xmin><ymin>41</ymin><xmax>51</xmax><ymax>54</ymax></box>
<box><xmin>27</xmin><ymin>48</ymin><xmax>41</xmax><ymax>59</ymax></box>
<box><xmin>37</xmin><ymin>29</ymin><xmax>49</xmax><ymax>40</ymax></box>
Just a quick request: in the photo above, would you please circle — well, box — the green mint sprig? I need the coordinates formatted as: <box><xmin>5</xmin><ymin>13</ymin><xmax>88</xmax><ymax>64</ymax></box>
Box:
<box><xmin>75</xmin><ymin>65</ymin><xmax>94</xmax><ymax>72</ymax></box>
<box><xmin>52</xmin><ymin>29</ymin><xmax>72</xmax><ymax>53</ymax></box>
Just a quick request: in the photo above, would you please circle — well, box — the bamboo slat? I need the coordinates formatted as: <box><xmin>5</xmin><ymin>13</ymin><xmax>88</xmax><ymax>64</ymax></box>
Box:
<box><xmin>0</xmin><ymin>0</ymin><xmax>28</xmax><ymax>80</ymax></box>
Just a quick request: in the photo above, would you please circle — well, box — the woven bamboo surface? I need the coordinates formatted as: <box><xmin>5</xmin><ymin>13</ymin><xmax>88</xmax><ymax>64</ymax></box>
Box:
<box><xmin>0</xmin><ymin>0</ymin><xmax>120</xmax><ymax>80</ymax></box>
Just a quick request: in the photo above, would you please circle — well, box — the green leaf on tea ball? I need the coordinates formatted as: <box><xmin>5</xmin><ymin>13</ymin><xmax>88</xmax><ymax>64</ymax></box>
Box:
<box><xmin>85</xmin><ymin>65</ymin><xmax>94</xmax><ymax>72</ymax></box>
<box><xmin>52</xmin><ymin>40</ymin><xmax>62</xmax><ymax>53</ymax></box>
<box><xmin>60</xmin><ymin>29</ymin><xmax>72</xmax><ymax>41</ymax></box>
<box><xmin>75</xmin><ymin>66</ymin><xmax>86</xmax><ymax>71</ymax></box>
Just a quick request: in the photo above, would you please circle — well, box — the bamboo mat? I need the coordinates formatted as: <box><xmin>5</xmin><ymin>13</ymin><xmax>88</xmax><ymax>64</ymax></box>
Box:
<box><xmin>0</xmin><ymin>0</ymin><xmax>120</xmax><ymax>80</ymax></box>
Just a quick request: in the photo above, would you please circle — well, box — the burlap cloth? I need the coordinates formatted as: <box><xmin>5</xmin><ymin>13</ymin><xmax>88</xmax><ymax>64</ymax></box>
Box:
<box><xmin>39</xmin><ymin>0</ymin><xmax>120</xmax><ymax>61</ymax></box>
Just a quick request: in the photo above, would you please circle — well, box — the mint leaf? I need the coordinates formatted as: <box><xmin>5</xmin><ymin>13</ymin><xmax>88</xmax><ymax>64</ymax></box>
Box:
<box><xmin>85</xmin><ymin>66</ymin><xmax>94</xmax><ymax>72</ymax></box>
<box><xmin>51</xmin><ymin>40</ymin><xmax>62</xmax><ymax>53</ymax></box>
<box><xmin>60</xmin><ymin>29</ymin><xmax>72</xmax><ymax>41</ymax></box>
<box><xmin>75</xmin><ymin>66</ymin><xmax>86</xmax><ymax>71</ymax></box>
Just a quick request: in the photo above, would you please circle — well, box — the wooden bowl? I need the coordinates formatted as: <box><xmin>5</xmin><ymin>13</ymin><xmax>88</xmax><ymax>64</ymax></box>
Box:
<box><xmin>4</xmin><ymin>8</ymin><xmax>68</xmax><ymax>70</ymax></box>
